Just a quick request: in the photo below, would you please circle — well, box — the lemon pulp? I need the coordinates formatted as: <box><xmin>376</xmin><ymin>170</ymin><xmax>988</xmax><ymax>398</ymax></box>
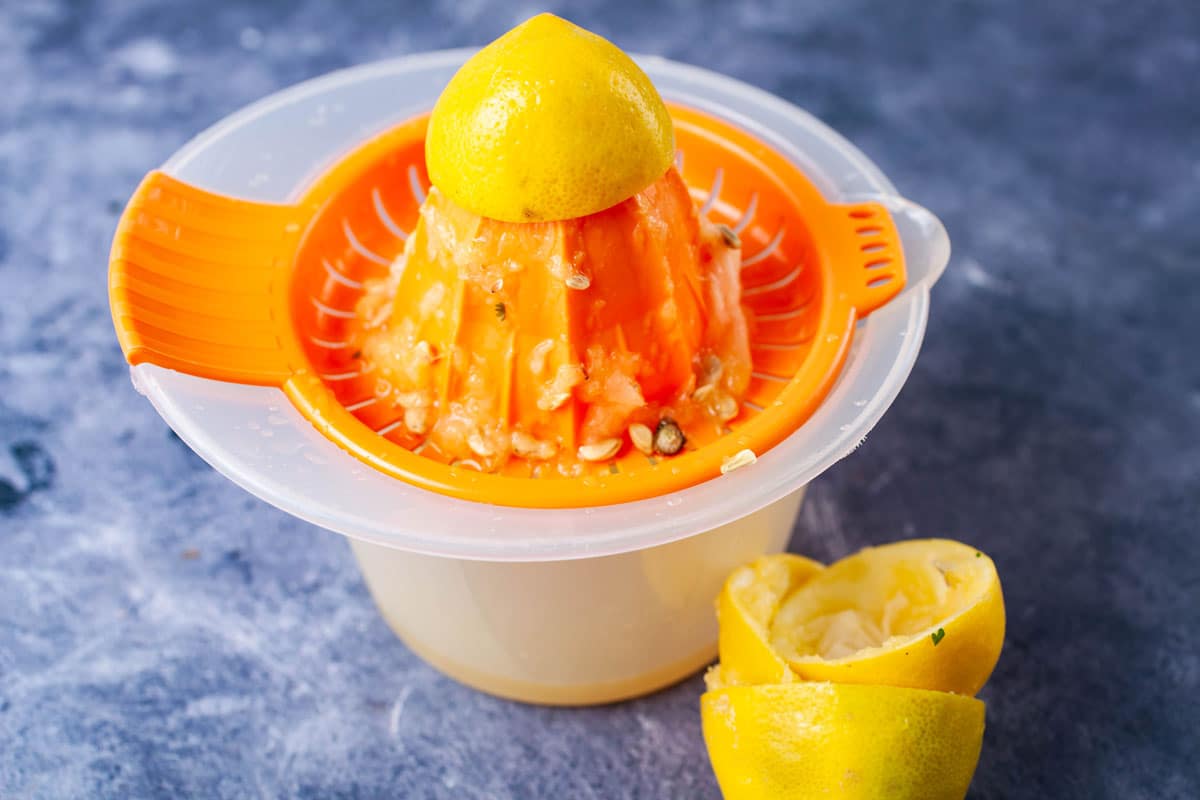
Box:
<box><xmin>770</xmin><ymin>539</ymin><xmax>995</xmax><ymax>662</ymax></box>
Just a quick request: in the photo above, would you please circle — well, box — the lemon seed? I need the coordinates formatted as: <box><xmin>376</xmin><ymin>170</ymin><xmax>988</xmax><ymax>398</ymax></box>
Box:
<box><xmin>654</xmin><ymin>418</ymin><xmax>686</xmax><ymax>455</ymax></box>
<box><xmin>715</xmin><ymin>394</ymin><xmax>740</xmax><ymax>422</ymax></box>
<box><xmin>720</xmin><ymin>448</ymin><xmax>757</xmax><ymax>474</ymax></box>
<box><xmin>628</xmin><ymin>423</ymin><xmax>654</xmax><ymax>455</ymax></box>
<box><xmin>578</xmin><ymin>438</ymin><xmax>621</xmax><ymax>462</ymax></box>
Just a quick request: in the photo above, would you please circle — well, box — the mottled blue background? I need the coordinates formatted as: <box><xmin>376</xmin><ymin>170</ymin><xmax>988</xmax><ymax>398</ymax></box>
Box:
<box><xmin>2</xmin><ymin>1</ymin><xmax>1198</xmax><ymax>797</ymax></box>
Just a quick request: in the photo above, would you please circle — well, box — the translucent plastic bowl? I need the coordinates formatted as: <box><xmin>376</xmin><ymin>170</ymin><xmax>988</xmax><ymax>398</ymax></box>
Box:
<box><xmin>124</xmin><ymin>51</ymin><xmax>949</xmax><ymax>704</ymax></box>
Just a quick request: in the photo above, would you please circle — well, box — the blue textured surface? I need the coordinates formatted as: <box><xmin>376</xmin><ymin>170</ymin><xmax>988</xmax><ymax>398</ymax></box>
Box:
<box><xmin>2</xmin><ymin>1</ymin><xmax>1199</xmax><ymax>797</ymax></box>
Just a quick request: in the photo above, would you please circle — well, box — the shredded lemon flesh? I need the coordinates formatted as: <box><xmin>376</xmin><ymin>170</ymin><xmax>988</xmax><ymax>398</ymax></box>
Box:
<box><xmin>769</xmin><ymin>548</ymin><xmax>989</xmax><ymax>662</ymax></box>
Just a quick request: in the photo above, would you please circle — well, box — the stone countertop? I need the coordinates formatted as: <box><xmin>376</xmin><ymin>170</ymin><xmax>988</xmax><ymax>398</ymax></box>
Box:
<box><xmin>1</xmin><ymin>1</ymin><xmax>1198</xmax><ymax>797</ymax></box>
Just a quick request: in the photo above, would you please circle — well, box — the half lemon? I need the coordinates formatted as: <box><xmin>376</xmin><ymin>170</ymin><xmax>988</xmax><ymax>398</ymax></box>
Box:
<box><xmin>702</xmin><ymin>682</ymin><xmax>986</xmax><ymax>800</ymax></box>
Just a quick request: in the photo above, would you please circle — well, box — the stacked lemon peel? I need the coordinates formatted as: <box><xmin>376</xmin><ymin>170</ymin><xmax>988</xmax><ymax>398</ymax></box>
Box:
<box><xmin>701</xmin><ymin>540</ymin><xmax>1005</xmax><ymax>800</ymax></box>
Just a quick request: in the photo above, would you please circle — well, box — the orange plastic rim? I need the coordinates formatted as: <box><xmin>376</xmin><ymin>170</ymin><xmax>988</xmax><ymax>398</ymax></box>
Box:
<box><xmin>109</xmin><ymin>105</ymin><xmax>906</xmax><ymax>508</ymax></box>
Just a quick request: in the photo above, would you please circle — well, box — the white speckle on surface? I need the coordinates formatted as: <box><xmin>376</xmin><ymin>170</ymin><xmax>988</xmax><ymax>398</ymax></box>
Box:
<box><xmin>1137</xmin><ymin>205</ymin><xmax>1166</xmax><ymax>228</ymax></box>
<box><xmin>7</xmin><ymin>352</ymin><xmax>58</xmax><ymax>378</ymax></box>
<box><xmin>636</xmin><ymin>712</ymin><xmax>663</xmax><ymax>741</ymax></box>
<box><xmin>114</xmin><ymin>38</ymin><xmax>179</xmax><ymax>79</ymax></box>
<box><xmin>239</xmin><ymin>26</ymin><xmax>264</xmax><ymax>50</ymax></box>
<box><xmin>117</xmin><ymin>85</ymin><xmax>145</xmax><ymax>108</ymax></box>
<box><xmin>0</xmin><ymin>448</ymin><xmax>30</xmax><ymax>492</ymax></box>
<box><xmin>799</xmin><ymin>485</ymin><xmax>849</xmax><ymax>561</ymax></box>
<box><xmin>298</xmin><ymin>33</ymin><xmax>324</xmax><ymax>54</ymax></box>
<box><xmin>387</xmin><ymin>686</ymin><xmax>413</xmax><ymax>739</ymax></box>
<box><xmin>960</xmin><ymin>257</ymin><xmax>1011</xmax><ymax>294</ymax></box>
<box><xmin>184</xmin><ymin>694</ymin><xmax>254</xmax><ymax>718</ymax></box>
<box><xmin>867</xmin><ymin>469</ymin><xmax>894</xmax><ymax>496</ymax></box>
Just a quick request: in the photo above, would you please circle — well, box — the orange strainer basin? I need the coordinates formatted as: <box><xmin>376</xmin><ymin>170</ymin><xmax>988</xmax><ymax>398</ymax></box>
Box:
<box><xmin>111</xmin><ymin>104</ymin><xmax>907</xmax><ymax>509</ymax></box>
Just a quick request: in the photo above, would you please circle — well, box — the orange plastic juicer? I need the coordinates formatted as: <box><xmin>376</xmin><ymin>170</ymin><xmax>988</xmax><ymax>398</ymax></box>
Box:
<box><xmin>110</xmin><ymin>105</ymin><xmax>907</xmax><ymax>508</ymax></box>
<box><xmin>106</xmin><ymin>34</ymin><xmax>952</xmax><ymax>704</ymax></box>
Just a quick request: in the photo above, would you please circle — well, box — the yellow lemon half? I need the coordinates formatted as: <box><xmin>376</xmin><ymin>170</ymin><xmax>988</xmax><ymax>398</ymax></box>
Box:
<box><xmin>701</xmin><ymin>682</ymin><xmax>985</xmax><ymax>800</ymax></box>
<box><xmin>706</xmin><ymin>554</ymin><xmax>824</xmax><ymax>690</ymax></box>
<box><xmin>425</xmin><ymin>13</ymin><xmax>675</xmax><ymax>223</ymax></box>
<box><xmin>769</xmin><ymin>539</ymin><xmax>1005</xmax><ymax>696</ymax></box>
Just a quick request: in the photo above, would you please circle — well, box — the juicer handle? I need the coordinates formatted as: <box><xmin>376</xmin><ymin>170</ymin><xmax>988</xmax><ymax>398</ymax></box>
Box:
<box><xmin>109</xmin><ymin>171</ymin><xmax>307</xmax><ymax>386</ymax></box>
<box><xmin>824</xmin><ymin>200</ymin><xmax>908</xmax><ymax>317</ymax></box>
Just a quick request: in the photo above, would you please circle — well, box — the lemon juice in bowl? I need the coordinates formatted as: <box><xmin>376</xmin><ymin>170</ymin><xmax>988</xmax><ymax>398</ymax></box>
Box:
<box><xmin>109</xmin><ymin>14</ymin><xmax>950</xmax><ymax>704</ymax></box>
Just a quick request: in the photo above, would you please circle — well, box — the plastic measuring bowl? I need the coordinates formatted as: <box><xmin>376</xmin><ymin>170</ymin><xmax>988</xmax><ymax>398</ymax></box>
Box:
<box><xmin>116</xmin><ymin>51</ymin><xmax>949</xmax><ymax>704</ymax></box>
